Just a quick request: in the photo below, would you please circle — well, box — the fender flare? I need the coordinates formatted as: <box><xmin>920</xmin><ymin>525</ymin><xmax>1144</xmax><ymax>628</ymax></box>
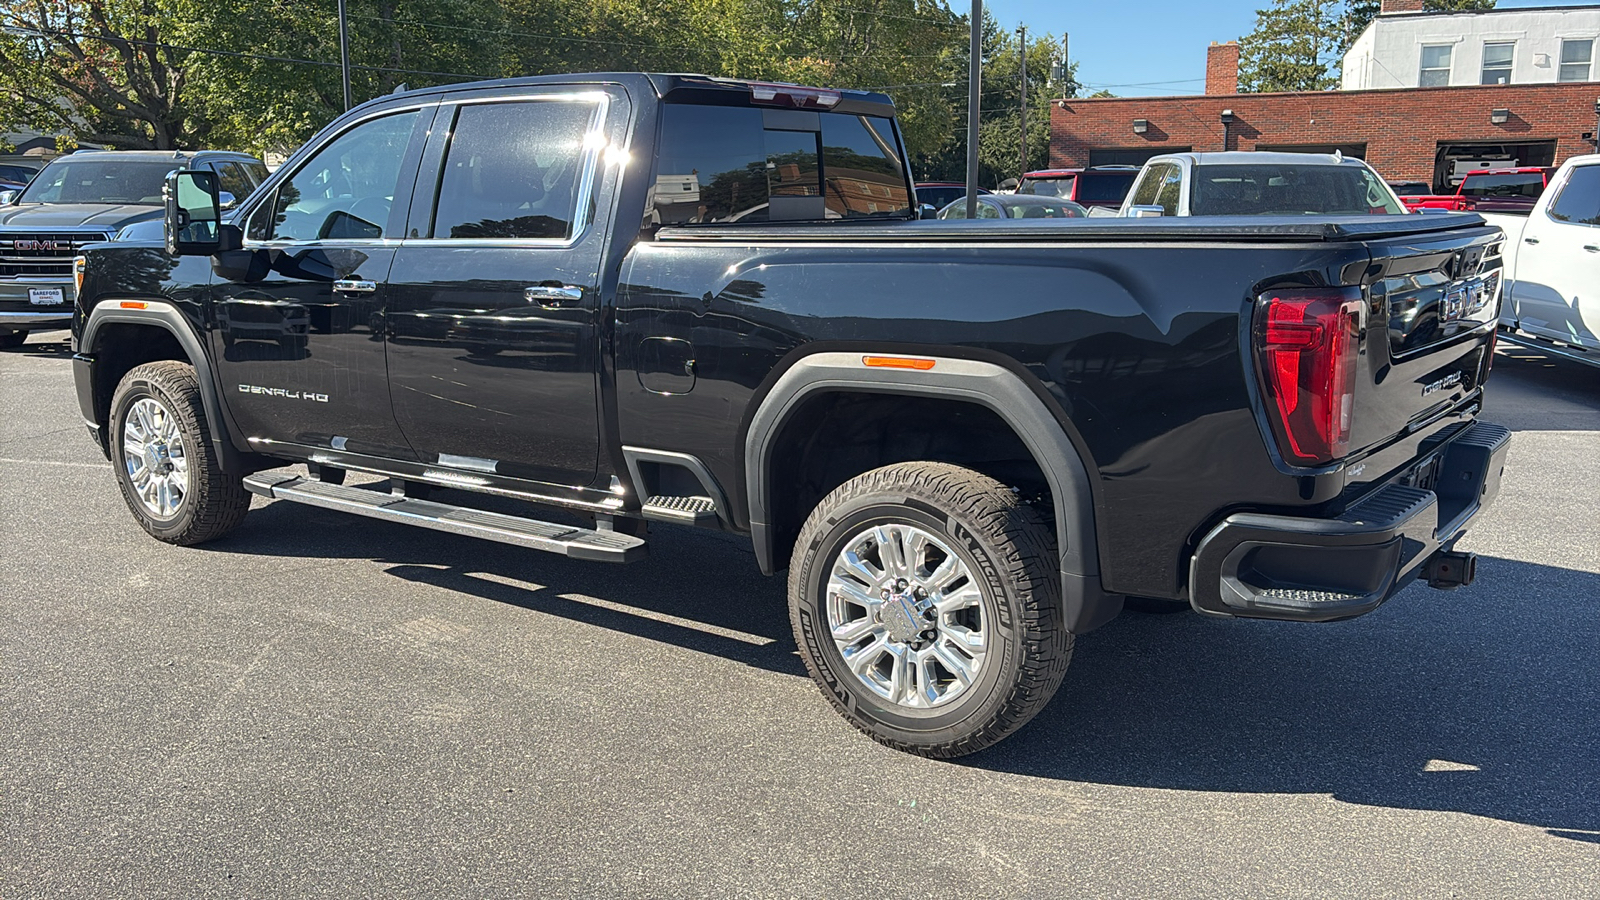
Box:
<box><xmin>79</xmin><ymin>302</ymin><xmax>242</xmax><ymax>472</ymax></box>
<box><xmin>744</xmin><ymin>352</ymin><xmax>1122</xmax><ymax>634</ymax></box>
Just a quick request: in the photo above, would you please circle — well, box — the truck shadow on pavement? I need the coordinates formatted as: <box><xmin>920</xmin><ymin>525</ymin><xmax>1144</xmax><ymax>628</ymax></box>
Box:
<box><xmin>973</xmin><ymin>555</ymin><xmax>1600</xmax><ymax>843</ymax></box>
<box><xmin>213</xmin><ymin>500</ymin><xmax>1597</xmax><ymax>841</ymax></box>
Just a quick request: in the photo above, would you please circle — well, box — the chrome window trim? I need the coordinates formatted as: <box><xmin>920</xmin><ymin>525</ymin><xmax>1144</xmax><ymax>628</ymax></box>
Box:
<box><xmin>415</xmin><ymin>91</ymin><xmax>611</xmax><ymax>249</ymax></box>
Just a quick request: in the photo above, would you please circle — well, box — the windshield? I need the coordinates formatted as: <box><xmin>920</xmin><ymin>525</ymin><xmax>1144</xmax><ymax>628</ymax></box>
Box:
<box><xmin>19</xmin><ymin>160</ymin><xmax>177</xmax><ymax>204</ymax></box>
<box><xmin>1018</xmin><ymin>175</ymin><xmax>1075</xmax><ymax>198</ymax></box>
<box><xmin>1460</xmin><ymin>174</ymin><xmax>1544</xmax><ymax>198</ymax></box>
<box><xmin>1076</xmin><ymin>170</ymin><xmax>1137</xmax><ymax>204</ymax></box>
<box><xmin>1190</xmin><ymin>164</ymin><xmax>1403</xmax><ymax>216</ymax></box>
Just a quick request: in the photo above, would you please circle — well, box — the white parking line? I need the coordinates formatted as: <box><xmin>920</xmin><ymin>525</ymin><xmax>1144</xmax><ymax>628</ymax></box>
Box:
<box><xmin>0</xmin><ymin>458</ymin><xmax>112</xmax><ymax>469</ymax></box>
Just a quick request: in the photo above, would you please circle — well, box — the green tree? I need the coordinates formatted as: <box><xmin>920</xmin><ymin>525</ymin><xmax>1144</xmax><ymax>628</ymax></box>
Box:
<box><xmin>0</xmin><ymin>0</ymin><xmax>203</xmax><ymax>149</ymax></box>
<box><xmin>1237</xmin><ymin>0</ymin><xmax>1345</xmax><ymax>93</ymax></box>
<box><xmin>1239</xmin><ymin>0</ymin><xmax>1498</xmax><ymax>92</ymax></box>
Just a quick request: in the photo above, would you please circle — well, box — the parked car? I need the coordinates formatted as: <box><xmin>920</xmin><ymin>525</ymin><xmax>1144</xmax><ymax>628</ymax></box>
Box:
<box><xmin>1401</xmin><ymin>167</ymin><xmax>1555</xmax><ymax>215</ymax></box>
<box><xmin>0</xmin><ymin>162</ymin><xmax>42</xmax><ymax>192</ymax></box>
<box><xmin>914</xmin><ymin>182</ymin><xmax>989</xmax><ymax>211</ymax></box>
<box><xmin>1016</xmin><ymin>166</ymin><xmax>1139</xmax><ymax>210</ymax></box>
<box><xmin>1118</xmin><ymin>152</ymin><xmax>1406</xmax><ymax>217</ymax></box>
<box><xmin>1483</xmin><ymin>154</ymin><xmax>1600</xmax><ymax>368</ymax></box>
<box><xmin>0</xmin><ymin>149</ymin><xmax>268</xmax><ymax>349</ymax></box>
<box><xmin>74</xmin><ymin>73</ymin><xmax>1507</xmax><ymax>757</ymax></box>
<box><xmin>936</xmin><ymin>195</ymin><xmax>1087</xmax><ymax>219</ymax></box>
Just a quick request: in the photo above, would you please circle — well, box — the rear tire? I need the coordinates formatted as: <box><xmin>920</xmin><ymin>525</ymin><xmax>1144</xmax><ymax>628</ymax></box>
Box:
<box><xmin>788</xmin><ymin>462</ymin><xmax>1072</xmax><ymax>758</ymax></box>
<box><xmin>0</xmin><ymin>331</ymin><xmax>27</xmax><ymax>350</ymax></box>
<box><xmin>109</xmin><ymin>361</ymin><xmax>250</xmax><ymax>545</ymax></box>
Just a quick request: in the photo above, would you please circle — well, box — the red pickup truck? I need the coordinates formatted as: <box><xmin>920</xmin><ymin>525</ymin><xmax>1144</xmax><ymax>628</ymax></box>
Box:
<box><xmin>1399</xmin><ymin>166</ymin><xmax>1555</xmax><ymax>215</ymax></box>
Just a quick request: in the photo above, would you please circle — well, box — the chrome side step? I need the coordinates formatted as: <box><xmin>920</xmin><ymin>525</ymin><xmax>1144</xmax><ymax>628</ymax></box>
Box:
<box><xmin>641</xmin><ymin>494</ymin><xmax>718</xmax><ymax>526</ymax></box>
<box><xmin>243</xmin><ymin>473</ymin><xmax>647</xmax><ymax>563</ymax></box>
<box><xmin>1498</xmin><ymin>329</ymin><xmax>1600</xmax><ymax>370</ymax></box>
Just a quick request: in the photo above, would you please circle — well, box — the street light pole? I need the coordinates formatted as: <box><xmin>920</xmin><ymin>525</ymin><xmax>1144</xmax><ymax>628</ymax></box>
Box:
<box><xmin>1018</xmin><ymin>25</ymin><xmax>1027</xmax><ymax>181</ymax></box>
<box><xmin>338</xmin><ymin>0</ymin><xmax>353</xmax><ymax>111</ymax></box>
<box><xmin>965</xmin><ymin>0</ymin><xmax>982</xmax><ymax>218</ymax></box>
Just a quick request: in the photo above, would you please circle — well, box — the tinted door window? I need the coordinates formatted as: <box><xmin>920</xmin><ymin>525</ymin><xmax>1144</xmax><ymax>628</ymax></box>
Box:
<box><xmin>212</xmin><ymin>161</ymin><xmax>254</xmax><ymax>206</ymax></box>
<box><xmin>1077</xmin><ymin>171</ymin><xmax>1137</xmax><ymax>205</ymax></box>
<box><xmin>254</xmin><ymin>110</ymin><xmax>419</xmax><ymax>242</ymax></box>
<box><xmin>1548</xmin><ymin>166</ymin><xmax>1600</xmax><ymax>226</ymax></box>
<box><xmin>431</xmin><ymin>99</ymin><xmax>597</xmax><ymax>240</ymax></box>
<box><xmin>1127</xmin><ymin>166</ymin><xmax>1163</xmax><ymax>207</ymax></box>
<box><xmin>1155</xmin><ymin>165</ymin><xmax>1183</xmax><ymax>215</ymax></box>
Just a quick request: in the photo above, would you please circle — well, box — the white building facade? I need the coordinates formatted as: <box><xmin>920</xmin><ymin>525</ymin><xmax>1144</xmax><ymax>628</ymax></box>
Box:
<box><xmin>1342</xmin><ymin>3</ymin><xmax>1600</xmax><ymax>91</ymax></box>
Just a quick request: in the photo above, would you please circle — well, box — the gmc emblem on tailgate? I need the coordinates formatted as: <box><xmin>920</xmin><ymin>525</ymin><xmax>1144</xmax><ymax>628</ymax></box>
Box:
<box><xmin>12</xmin><ymin>239</ymin><xmax>64</xmax><ymax>252</ymax></box>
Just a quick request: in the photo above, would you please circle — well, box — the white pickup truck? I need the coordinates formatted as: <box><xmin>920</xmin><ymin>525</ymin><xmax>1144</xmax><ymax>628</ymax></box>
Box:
<box><xmin>1482</xmin><ymin>154</ymin><xmax>1600</xmax><ymax>368</ymax></box>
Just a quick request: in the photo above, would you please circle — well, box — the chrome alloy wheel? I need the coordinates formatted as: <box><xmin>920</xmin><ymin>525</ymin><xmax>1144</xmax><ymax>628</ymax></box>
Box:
<box><xmin>121</xmin><ymin>396</ymin><xmax>190</xmax><ymax>519</ymax></box>
<box><xmin>826</xmin><ymin>523</ymin><xmax>988</xmax><ymax>710</ymax></box>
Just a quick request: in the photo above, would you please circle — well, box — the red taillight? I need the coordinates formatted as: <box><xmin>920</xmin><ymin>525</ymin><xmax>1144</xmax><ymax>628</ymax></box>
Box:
<box><xmin>748</xmin><ymin>82</ymin><xmax>842</xmax><ymax>109</ymax></box>
<box><xmin>1256</xmin><ymin>289</ymin><xmax>1363</xmax><ymax>466</ymax></box>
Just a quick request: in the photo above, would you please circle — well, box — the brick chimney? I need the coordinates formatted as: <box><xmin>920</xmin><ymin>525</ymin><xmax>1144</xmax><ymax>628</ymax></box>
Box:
<box><xmin>1379</xmin><ymin>0</ymin><xmax>1424</xmax><ymax>13</ymax></box>
<box><xmin>1206</xmin><ymin>42</ymin><xmax>1239</xmax><ymax>96</ymax></box>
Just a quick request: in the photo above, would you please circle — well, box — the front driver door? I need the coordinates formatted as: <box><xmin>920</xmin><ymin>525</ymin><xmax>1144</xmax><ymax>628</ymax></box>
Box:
<box><xmin>1511</xmin><ymin>162</ymin><xmax>1600</xmax><ymax>348</ymax></box>
<box><xmin>385</xmin><ymin>90</ymin><xmax>621</xmax><ymax>487</ymax></box>
<box><xmin>212</xmin><ymin>106</ymin><xmax>431</xmax><ymax>459</ymax></box>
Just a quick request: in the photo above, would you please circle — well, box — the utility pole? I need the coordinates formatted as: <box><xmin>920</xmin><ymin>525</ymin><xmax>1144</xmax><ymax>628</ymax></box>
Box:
<box><xmin>1062</xmin><ymin>33</ymin><xmax>1069</xmax><ymax>99</ymax></box>
<box><xmin>965</xmin><ymin>0</ymin><xmax>982</xmax><ymax>218</ymax></box>
<box><xmin>338</xmin><ymin>0</ymin><xmax>353</xmax><ymax>111</ymax></box>
<box><xmin>1018</xmin><ymin>25</ymin><xmax>1027</xmax><ymax>180</ymax></box>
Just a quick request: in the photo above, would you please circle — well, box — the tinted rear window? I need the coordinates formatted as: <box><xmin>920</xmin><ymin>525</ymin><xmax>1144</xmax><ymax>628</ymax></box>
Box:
<box><xmin>653</xmin><ymin>104</ymin><xmax>909</xmax><ymax>225</ymax></box>
<box><xmin>1460</xmin><ymin>174</ymin><xmax>1545</xmax><ymax>198</ymax></box>
<box><xmin>1018</xmin><ymin>175</ymin><xmax>1074</xmax><ymax>197</ymax></box>
<box><xmin>1190</xmin><ymin>164</ymin><xmax>1402</xmax><ymax>216</ymax></box>
<box><xmin>1075</xmin><ymin>171</ymin><xmax>1137</xmax><ymax>204</ymax></box>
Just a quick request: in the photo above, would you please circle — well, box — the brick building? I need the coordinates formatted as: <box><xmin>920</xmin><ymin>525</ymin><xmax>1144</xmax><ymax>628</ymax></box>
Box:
<box><xmin>1050</xmin><ymin>0</ymin><xmax>1600</xmax><ymax>191</ymax></box>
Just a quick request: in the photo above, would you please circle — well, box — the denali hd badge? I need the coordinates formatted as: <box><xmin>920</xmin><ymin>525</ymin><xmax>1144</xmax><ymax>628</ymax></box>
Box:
<box><xmin>1421</xmin><ymin>372</ymin><xmax>1462</xmax><ymax>397</ymax></box>
<box><xmin>238</xmin><ymin>384</ymin><xmax>329</xmax><ymax>402</ymax></box>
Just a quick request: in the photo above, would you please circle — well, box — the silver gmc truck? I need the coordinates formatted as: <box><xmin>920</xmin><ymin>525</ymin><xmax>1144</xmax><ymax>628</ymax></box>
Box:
<box><xmin>0</xmin><ymin>149</ymin><xmax>266</xmax><ymax>349</ymax></box>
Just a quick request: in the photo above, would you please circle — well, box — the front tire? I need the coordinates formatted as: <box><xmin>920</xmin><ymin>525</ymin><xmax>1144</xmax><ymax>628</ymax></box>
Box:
<box><xmin>109</xmin><ymin>361</ymin><xmax>250</xmax><ymax>545</ymax></box>
<box><xmin>788</xmin><ymin>462</ymin><xmax>1072</xmax><ymax>758</ymax></box>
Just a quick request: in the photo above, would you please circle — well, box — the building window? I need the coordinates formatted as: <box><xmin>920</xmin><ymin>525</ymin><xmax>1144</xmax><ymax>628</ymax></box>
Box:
<box><xmin>1481</xmin><ymin>42</ymin><xmax>1514</xmax><ymax>85</ymax></box>
<box><xmin>1559</xmin><ymin>39</ymin><xmax>1594</xmax><ymax>83</ymax></box>
<box><xmin>1419</xmin><ymin>45</ymin><xmax>1453</xmax><ymax>87</ymax></box>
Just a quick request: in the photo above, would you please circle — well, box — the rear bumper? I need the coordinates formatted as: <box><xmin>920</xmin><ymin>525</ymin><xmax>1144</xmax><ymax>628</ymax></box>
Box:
<box><xmin>1189</xmin><ymin>421</ymin><xmax>1511</xmax><ymax>622</ymax></box>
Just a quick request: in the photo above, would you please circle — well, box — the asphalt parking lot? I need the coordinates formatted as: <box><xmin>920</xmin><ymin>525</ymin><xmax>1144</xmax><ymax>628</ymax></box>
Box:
<box><xmin>2</xmin><ymin>331</ymin><xmax>1597</xmax><ymax>898</ymax></box>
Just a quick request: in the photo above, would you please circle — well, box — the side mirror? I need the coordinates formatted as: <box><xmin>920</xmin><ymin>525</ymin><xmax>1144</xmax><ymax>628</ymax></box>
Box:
<box><xmin>0</xmin><ymin>190</ymin><xmax>16</xmax><ymax>205</ymax></box>
<box><xmin>218</xmin><ymin>190</ymin><xmax>238</xmax><ymax>211</ymax></box>
<box><xmin>919</xmin><ymin>204</ymin><xmax>939</xmax><ymax>220</ymax></box>
<box><xmin>165</xmin><ymin>169</ymin><xmax>224</xmax><ymax>256</ymax></box>
<box><xmin>1126</xmin><ymin>205</ymin><xmax>1165</xmax><ymax>218</ymax></box>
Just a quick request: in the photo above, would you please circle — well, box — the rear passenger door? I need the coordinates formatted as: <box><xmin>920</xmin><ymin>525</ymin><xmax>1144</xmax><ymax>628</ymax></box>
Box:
<box><xmin>384</xmin><ymin>88</ymin><xmax>624</xmax><ymax>488</ymax></box>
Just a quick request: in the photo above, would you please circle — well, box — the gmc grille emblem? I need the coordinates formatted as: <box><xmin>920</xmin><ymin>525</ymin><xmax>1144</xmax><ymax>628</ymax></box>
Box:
<box><xmin>12</xmin><ymin>239</ymin><xmax>64</xmax><ymax>252</ymax></box>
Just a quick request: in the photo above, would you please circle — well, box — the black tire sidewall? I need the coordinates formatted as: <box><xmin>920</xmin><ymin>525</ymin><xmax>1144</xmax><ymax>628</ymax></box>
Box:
<box><xmin>110</xmin><ymin>370</ymin><xmax>202</xmax><ymax>541</ymax></box>
<box><xmin>794</xmin><ymin>495</ymin><xmax>1025</xmax><ymax>742</ymax></box>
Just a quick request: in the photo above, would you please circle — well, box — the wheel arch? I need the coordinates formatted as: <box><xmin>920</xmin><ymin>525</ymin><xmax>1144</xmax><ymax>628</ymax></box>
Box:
<box><xmin>744</xmin><ymin>351</ymin><xmax>1122</xmax><ymax>634</ymax></box>
<box><xmin>77</xmin><ymin>302</ymin><xmax>245</xmax><ymax>472</ymax></box>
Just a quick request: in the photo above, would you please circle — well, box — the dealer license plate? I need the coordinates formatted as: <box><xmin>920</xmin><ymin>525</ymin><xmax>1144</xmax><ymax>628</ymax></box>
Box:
<box><xmin>28</xmin><ymin>288</ymin><xmax>64</xmax><ymax>306</ymax></box>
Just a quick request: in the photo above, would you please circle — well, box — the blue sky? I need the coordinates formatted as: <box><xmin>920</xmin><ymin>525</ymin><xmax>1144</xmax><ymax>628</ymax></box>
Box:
<box><xmin>981</xmin><ymin>0</ymin><xmax>1600</xmax><ymax>96</ymax></box>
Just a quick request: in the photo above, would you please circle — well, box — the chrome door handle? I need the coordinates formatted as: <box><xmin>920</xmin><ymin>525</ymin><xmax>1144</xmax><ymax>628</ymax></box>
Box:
<box><xmin>525</xmin><ymin>285</ymin><xmax>583</xmax><ymax>307</ymax></box>
<box><xmin>333</xmin><ymin>279</ymin><xmax>377</xmax><ymax>293</ymax></box>
<box><xmin>1523</xmin><ymin>237</ymin><xmax>1540</xmax><ymax>244</ymax></box>
<box><xmin>1584</xmin><ymin>245</ymin><xmax>1599</xmax><ymax>253</ymax></box>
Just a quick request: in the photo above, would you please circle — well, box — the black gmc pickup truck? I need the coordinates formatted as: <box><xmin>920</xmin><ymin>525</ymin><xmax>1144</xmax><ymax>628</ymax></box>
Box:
<box><xmin>71</xmin><ymin>73</ymin><xmax>1510</xmax><ymax>757</ymax></box>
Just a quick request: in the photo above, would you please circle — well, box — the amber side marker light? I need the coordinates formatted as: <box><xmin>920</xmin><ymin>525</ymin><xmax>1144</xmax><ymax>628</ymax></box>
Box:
<box><xmin>863</xmin><ymin>356</ymin><xmax>936</xmax><ymax>370</ymax></box>
<box><xmin>119</xmin><ymin>301</ymin><xmax>148</xmax><ymax>310</ymax></box>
